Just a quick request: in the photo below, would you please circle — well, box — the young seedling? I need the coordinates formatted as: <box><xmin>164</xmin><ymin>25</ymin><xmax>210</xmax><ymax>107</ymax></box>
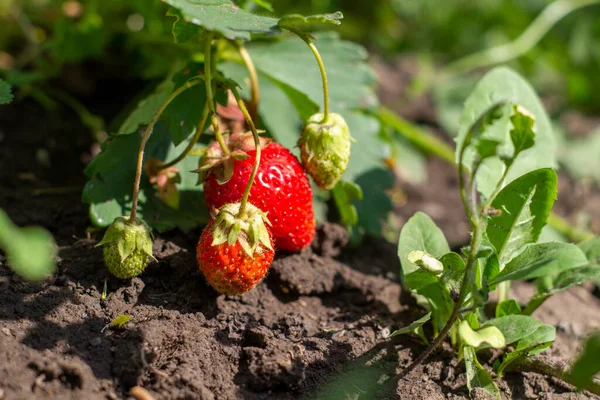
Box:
<box><xmin>395</xmin><ymin>67</ymin><xmax>600</xmax><ymax>398</ymax></box>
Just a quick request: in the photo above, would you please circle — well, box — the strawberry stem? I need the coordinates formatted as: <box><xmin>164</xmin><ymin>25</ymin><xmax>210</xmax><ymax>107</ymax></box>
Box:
<box><xmin>288</xmin><ymin>30</ymin><xmax>330</xmax><ymax>122</ymax></box>
<box><xmin>204</xmin><ymin>31</ymin><xmax>229</xmax><ymax>156</ymax></box>
<box><xmin>230</xmin><ymin>87</ymin><xmax>261</xmax><ymax>220</ymax></box>
<box><xmin>159</xmin><ymin>103</ymin><xmax>210</xmax><ymax>170</ymax></box>
<box><xmin>129</xmin><ymin>77</ymin><xmax>204</xmax><ymax>223</ymax></box>
<box><xmin>232</xmin><ymin>41</ymin><xmax>260</xmax><ymax>124</ymax></box>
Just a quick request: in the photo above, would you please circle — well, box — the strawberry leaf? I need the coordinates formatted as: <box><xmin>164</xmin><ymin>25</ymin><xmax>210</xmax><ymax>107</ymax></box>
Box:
<box><xmin>162</xmin><ymin>0</ymin><xmax>342</xmax><ymax>40</ymax></box>
<box><xmin>166</xmin><ymin>7</ymin><xmax>201</xmax><ymax>44</ymax></box>
<box><xmin>83</xmin><ymin>122</ymin><xmax>209</xmax><ymax>232</ymax></box>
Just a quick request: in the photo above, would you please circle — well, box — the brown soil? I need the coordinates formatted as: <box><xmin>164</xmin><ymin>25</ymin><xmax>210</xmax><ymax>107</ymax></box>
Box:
<box><xmin>1</xmin><ymin>91</ymin><xmax>600</xmax><ymax>399</ymax></box>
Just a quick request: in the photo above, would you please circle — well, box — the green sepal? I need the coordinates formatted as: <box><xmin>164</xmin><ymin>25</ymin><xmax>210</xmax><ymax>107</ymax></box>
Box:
<box><xmin>210</xmin><ymin>202</ymin><xmax>273</xmax><ymax>257</ymax></box>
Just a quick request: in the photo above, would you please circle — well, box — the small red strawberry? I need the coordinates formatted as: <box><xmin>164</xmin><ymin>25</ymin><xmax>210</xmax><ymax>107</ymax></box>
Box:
<box><xmin>198</xmin><ymin>132</ymin><xmax>315</xmax><ymax>252</ymax></box>
<box><xmin>197</xmin><ymin>202</ymin><xmax>274</xmax><ymax>295</ymax></box>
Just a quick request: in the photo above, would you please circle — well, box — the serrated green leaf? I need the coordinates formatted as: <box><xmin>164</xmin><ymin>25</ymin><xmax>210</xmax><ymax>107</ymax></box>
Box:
<box><xmin>398</xmin><ymin>212</ymin><xmax>450</xmax><ymax>279</ymax></box>
<box><xmin>491</xmin><ymin>242</ymin><xmax>587</xmax><ymax>284</ymax></box>
<box><xmin>247</xmin><ymin>32</ymin><xmax>377</xmax><ymax>113</ymax></box>
<box><xmin>496</xmin><ymin>324</ymin><xmax>555</xmax><ymax>376</ymax></box>
<box><xmin>110</xmin><ymin>315</ymin><xmax>131</xmax><ymax>328</ymax></box>
<box><xmin>331</xmin><ymin>180</ymin><xmax>362</xmax><ymax>228</ymax></box>
<box><xmin>388</xmin><ymin>312</ymin><xmax>431</xmax><ymax>338</ymax></box>
<box><xmin>0</xmin><ymin>79</ymin><xmax>13</xmax><ymax>104</ymax></box>
<box><xmin>278</xmin><ymin>11</ymin><xmax>343</xmax><ymax>30</ymax></box>
<box><xmin>456</xmin><ymin>67</ymin><xmax>555</xmax><ymax>198</ymax></box>
<box><xmin>571</xmin><ymin>332</ymin><xmax>600</xmax><ymax>389</ymax></box>
<box><xmin>484</xmin><ymin>315</ymin><xmax>543</xmax><ymax>345</ymax></box>
<box><xmin>161</xmin><ymin>0</ymin><xmax>344</xmax><ymax>40</ymax></box>
<box><xmin>486</xmin><ymin>168</ymin><xmax>558</xmax><ymax>265</ymax></box>
<box><xmin>0</xmin><ymin>209</ymin><xmax>57</xmax><ymax>281</ymax></box>
<box><xmin>459</xmin><ymin>320</ymin><xmax>506</xmax><ymax>349</ymax></box>
<box><xmin>161</xmin><ymin>0</ymin><xmax>279</xmax><ymax>40</ymax></box>
<box><xmin>495</xmin><ymin>299</ymin><xmax>521</xmax><ymax>318</ymax></box>
<box><xmin>166</xmin><ymin>7</ymin><xmax>201</xmax><ymax>43</ymax></box>
<box><xmin>83</xmin><ymin>122</ymin><xmax>209</xmax><ymax>232</ymax></box>
<box><xmin>463</xmin><ymin>346</ymin><xmax>501</xmax><ymax>400</ymax></box>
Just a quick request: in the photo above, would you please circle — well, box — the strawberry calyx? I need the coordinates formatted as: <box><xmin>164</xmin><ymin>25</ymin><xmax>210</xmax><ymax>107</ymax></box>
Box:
<box><xmin>97</xmin><ymin>216</ymin><xmax>155</xmax><ymax>261</ymax></box>
<box><xmin>194</xmin><ymin>131</ymin><xmax>270</xmax><ymax>185</ymax></box>
<box><xmin>210</xmin><ymin>202</ymin><xmax>272</xmax><ymax>257</ymax></box>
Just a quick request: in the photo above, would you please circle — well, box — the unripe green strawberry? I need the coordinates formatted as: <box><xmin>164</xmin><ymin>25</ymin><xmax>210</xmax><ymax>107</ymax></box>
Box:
<box><xmin>97</xmin><ymin>216</ymin><xmax>154</xmax><ymax>279</ymax></box>
<box><xmin>299</xmin><ymin>112</ymin><xmax>351</xmax><ymax>190</ymax></box>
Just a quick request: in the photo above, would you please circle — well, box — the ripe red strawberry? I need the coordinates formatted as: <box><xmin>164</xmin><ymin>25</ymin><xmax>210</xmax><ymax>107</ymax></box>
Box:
<box><xmin>200</xmin><ymin>132</ymin><xmax>315</xmax><ymax>252</ymax></box>
<box><xmin>197</xmin><ymin>203</ymin><xmax>274</xmax><ymax>295</ymax></box>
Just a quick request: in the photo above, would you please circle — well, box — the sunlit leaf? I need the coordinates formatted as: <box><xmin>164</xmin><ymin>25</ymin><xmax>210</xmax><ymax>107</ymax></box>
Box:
<box><xmin>110</xmin><ymin>315</ymin><xmax>131</xmax><ymax>328</ymax></box>
<box><xmin>398</xmin><ymin>212</ymin><xmax>450</xmax><ymax>278</ymax></box>
<box><xmin>491</xmin><ymin>242</ymin><xmax>587</xmax><ymax>284</ymax></box>
<box><xmin>486</xmin><ymin>168</ymin><xmax>558</xmax><ymax>265</ymax></box>
<box><xmin>459</xmin><ymin>320</ymin><xmax>506</xmax><ymax>349</ymax></box>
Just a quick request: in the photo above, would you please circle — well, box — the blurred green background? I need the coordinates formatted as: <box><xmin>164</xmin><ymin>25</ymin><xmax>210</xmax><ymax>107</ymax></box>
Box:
<box><xmin>2</xmin><ymin>0</ymin><xmax>600</xmax><ymax>110</ymax></box>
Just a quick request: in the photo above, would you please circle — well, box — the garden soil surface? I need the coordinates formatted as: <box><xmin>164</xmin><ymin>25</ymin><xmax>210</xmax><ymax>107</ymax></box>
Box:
<box><xmin>2</xmin><ymin>85</ymin><xmax>600</xmax><ymax>399</ymax></box>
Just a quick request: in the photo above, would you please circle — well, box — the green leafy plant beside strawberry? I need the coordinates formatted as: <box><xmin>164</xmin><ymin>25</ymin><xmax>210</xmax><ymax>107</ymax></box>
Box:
<box><xmin>88</xmin><ymin>1</ymin><xmax>364</xmax><ymax>293</ymax></box>
<box><xmin>394</xmin><ymin>67</ymin><xmax>600</xmax><ymax>397</ymax></box>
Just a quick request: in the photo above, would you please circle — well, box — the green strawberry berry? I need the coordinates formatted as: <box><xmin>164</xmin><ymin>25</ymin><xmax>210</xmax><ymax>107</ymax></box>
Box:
<box><xmin>97</xmin><ymin>216</ymin><xmax>154</xmax><ymax>279</ymax></box>
<box><xmin>299</xmin><ymin>112</ymin><xmax>351</xmax><ymax>190</ymax></box>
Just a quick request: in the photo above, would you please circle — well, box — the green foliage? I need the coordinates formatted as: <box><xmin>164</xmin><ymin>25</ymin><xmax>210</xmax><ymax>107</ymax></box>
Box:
<box><xmin>458</xmin><ymin>320</ymin><xmax>505</xmax><ymax>349</ymax></box>
<box><xmin>161</xmin><ymin>0</ymin><xmax>341</xmax><ymax>40</ymax></box>
<box><xmin>463</xmin><ymin>345</ymin><xmax>501</xmax><ymax>400</ymax></box>
<box><xmin>398</xmin><ymin>212</ymin><xmax>449</xmax><ymax>278</ymax></box>
<box><xmin>455</xmin><ymin>67</ymin><xmax>555</xmax><ymax>197</ymax></box>
<box><xmin>396</xmin><ymin>68</ymin><xmax>599</xmax><ymax>392</ymax></box>
<box><xmin>331</xmin><ymin>180</ymin><xmax>362</xmax><ymax>229</ymax></box>
<box><xmin>571</xmin><ymin>332</ymin><xmax>600</xmax><ymax>389</ymax></box>
<box><xmin>490</xmin><ymin>242</ymin><xmax>587</xmax><ymax>283</ymax></box>
<box><xmin>0</xmin><ymin>209</ymin><xmax>56</xmax><ymax>281</ymax></box>
<box><xmin>83</xmin><ymin>122</ymin><xmax>210</xmax><ymax>231</ymax></box>
<box><xmin>0</xmin><ymin>79</ymin><xmax>13</xmax><ymax>104</ymax></box>
<box><xmin>486</xmin><ymin>168</ymin><xmax>558</xmax><ymax>265</ymax></box>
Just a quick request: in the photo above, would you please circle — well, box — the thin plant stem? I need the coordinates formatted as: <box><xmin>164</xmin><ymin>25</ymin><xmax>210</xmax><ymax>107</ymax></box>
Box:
<box><xmin>289</xmin><ymin>30</ymin><xmax>330</xmax><ymax>122</ymax></box>
<box><xmin>160</xmin><ymin>104</ymin><xmax>210</xmax><ymax>170</ymax></box>
<box><xmin>445</xmin><ymin>0</ymin><xmax>600</xmax><ymax>76</ymax></box>
<box><xmin>129</xmin><ymin>78</ymin><xmax>203</xmax><ymax>223</ymax></box>
<box><xmin>204</xmin><ymin>32</ymin><xmax>229</xmax><ymax>156</ymax></box>
<box><xmin>233</xmin><ymin>41</ymin><xmax>260</xmax><ymax>123</ymax></box>
<box><xmin>229</xmin><ymin>87</ymin><xmax>260</xmax><ymax>219</ymax></box>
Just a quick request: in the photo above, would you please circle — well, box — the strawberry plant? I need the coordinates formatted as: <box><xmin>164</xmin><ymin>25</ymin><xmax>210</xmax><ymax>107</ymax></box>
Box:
<box><xmin>78</xmin><ymin>1</ymin><xmax>384</xmax><ymax>243</ymax></box>
<box><xmin>394</xmin><ymin>67</ymin><xmax>600</xmax><ymax>397</ymax></box>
